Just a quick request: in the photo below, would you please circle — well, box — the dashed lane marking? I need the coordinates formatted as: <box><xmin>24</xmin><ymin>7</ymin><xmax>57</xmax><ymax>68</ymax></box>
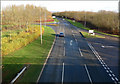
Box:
<box><xmin>64</xmin><ymin>47</ymin><xmax>65</xmax><ymax>56</ymax></box>
<box><xmin>79</xmin><ymin>48</ymin><xmax>83</xmax><ymax>56</ymax></box>
<box><xmin>62</xmin><ymin>63</ymin><xmax>64</xmax><ymax>84</ymax></box>
<box><xmin>84</xmin><ymin>64</ymin><xmax>93</xmax><ymax>84</ymax></box>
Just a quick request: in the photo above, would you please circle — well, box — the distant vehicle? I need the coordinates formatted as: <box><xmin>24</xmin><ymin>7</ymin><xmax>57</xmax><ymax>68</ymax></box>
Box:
<box><xmin>59</xmin><ymin>32</ymin><xmax>64</xmax><ymax>37</ymax></box>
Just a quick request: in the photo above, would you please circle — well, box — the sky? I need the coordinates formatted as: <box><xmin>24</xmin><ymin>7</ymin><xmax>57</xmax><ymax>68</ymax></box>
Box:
<box><xmin>1</xmin><ymin>1</ymin><xmax>119</xmax><ymax>12</ymax></box>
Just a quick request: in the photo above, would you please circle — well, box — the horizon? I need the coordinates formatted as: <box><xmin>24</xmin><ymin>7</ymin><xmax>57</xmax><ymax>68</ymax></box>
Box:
<box><xmin>1</xmin><ymin>1</ymin><xmax>119</xmax><ymax>13</ymax></box>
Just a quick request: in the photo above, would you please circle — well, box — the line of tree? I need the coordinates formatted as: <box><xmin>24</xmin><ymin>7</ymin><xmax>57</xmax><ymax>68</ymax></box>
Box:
<box><xmin>53</xmin><ymin>10</ymin><xmax>119</xmax><ymax>35</ymax></box>
<box><xmin>2</xmin><ymin>4</ymin><xmax>53</xmax><ymax>31</ymax></box>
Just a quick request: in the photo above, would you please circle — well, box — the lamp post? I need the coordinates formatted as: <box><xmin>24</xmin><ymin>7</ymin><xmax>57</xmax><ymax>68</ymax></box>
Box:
<box><xmin>45</xmin><ymin>10</ymin><xmax>46</xmax><ymax>27</ymax></box>
<box><xmin>84</xmin><ymin>11</ymin><xmax>86</xmax><ymax>27</ymax></box>
<box><xmin>40</xmin><ymin>8</ymin><xmax>42</xmax><ymax>44</ymax></box>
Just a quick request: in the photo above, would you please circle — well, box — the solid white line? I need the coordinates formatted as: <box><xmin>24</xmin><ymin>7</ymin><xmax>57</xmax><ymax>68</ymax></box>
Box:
<box><xmin>62</xmin><ymin>63</ymin><xmax>64</xmax><ymax>84</ymax></box>
<box><xmin>64</xmin><ymin>47</ymin><xmax>65</xmax><ymax>56</ymax></box>
<box><xmin>79</xmin><ymin>48</ymin><xmax>83</xmax><ymax>56</ymax></box>
<box><xmin>36</xmin><ymin>38</ymin><xmax>56</xmax><ymax>83</ymax></box>
<box><xmin>84</xmin><ymin>64</ymin><xmax>93</xmax><ymax>84</ymax></box>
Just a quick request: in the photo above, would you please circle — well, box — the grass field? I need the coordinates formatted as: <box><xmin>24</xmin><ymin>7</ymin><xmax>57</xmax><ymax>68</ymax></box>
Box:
<box><xmin>2</xmin><ymin>26</ymin><xmax>55</xmax><ymax>83</ymax></box>
<box><xmin>65</xmin><ymin>19</ymin><xmax>119</xmax><ymax>38</ymax></box>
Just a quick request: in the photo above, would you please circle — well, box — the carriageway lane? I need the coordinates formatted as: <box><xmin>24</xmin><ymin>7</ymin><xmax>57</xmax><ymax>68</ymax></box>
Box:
<box><xmin>38</xmin><ymin>18</ymin><xmax>118</xmax><ymax>84</ymax></box>
<box><xmin>38</xmin><ymin>23</ymin><xmax>65</xmax><ymax>83</ymax></box>
<box><xmin>62</xmin><ymin>18</ymin><xmax>118</xmax><ymax>83</ymax></box>
<box><xmin>63</xmin><ymin>21</ymin><xmax>90</xmax><ymax>83</ymax></box>
<box><xmin>64</xmin><ymin>17</ymin><xmax>120</xmax><ymax>79</ymax></box>
<box><xmin>38</xmin><ymin>19</ymin><xmax>90</xmax><ymax>83</ymax></box>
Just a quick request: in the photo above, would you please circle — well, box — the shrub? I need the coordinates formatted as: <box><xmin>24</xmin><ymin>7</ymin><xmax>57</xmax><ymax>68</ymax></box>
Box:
<box><xmin>2</xmin><ymin>25</ymin><xmax>44</xmax><ymax>56</ymax></box>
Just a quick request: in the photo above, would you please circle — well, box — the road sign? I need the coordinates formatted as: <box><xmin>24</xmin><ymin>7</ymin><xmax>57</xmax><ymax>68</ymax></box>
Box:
<box><xmin>89</xmin><ymin>30</ymin><xmax>95</xmax><ymax>35</ymax></box>
<box><xmin>89</xmin><ymin>30</ymin><xmax>94</xmax><ymax>33</ymax></box>
<box><xmin>52</xmin><ymin>16</ymin><xmax>56</xmax><ymax>18</ymax></box>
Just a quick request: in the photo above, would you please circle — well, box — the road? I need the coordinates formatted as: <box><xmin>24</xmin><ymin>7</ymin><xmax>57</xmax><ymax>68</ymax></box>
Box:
<box><xmin>37</xmin><ymin>18</ymin><xmax>120</xmax><ymax>84</ymax></box>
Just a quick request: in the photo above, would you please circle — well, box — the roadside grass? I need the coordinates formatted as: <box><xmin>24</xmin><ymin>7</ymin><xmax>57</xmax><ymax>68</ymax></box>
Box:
<box><xmin>53</xmin><ymin>18</ymin><xmax>59</xmax><ymax>22</ymax></box>
<box><xmin>81</xmin><ymin>31</ymin><xmax>105</xmax><ymax>38</ymax></box>
<box><xmin>65</xmin><ymin>18</ymin><xmax>119</xmax><ymax>38</ymax></box>
<box><xmin>2</xmin><ymin>26</ymin><xmax>55</xmax><ymax>83</ymax></box>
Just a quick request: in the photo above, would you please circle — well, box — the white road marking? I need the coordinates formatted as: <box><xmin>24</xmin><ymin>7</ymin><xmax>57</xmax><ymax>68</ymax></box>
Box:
<box><xmin>102</xmin><ymin>45</ymin><xmax>114</xmax><ymax>48</ymax></box>
<box><xmin>73</xmin><ymin>34</ymin><xmax>75</xmax><ymax>38</ymax></box>
<box><xmin>64</xmin><ymin>40</ymin><xmax>65</xmax><ymax>44</ymax></box>
<box><xmin>110</xmin><ymin>70</ymin><xmax>113</xmax><ymax>73</ymax></box>
<box><xmin>104</xmin><ymin>67</ymin><xmax>107</xmax><ymax>69</ymax></box>
<box><xmin>64</xmin><ymin>47</ymin><xmax>65</xmax><ymax>56</ymax></box>
<box><xmin>107</xmin><ymin>67</ymin><xmax>110</xmax><ymax>70</ymax></box>
<box><xmin>75</xmin><ymin>39</ymin><xmax>77</xmax><ymax>42</ymax></box>
<box><xmin>109</xmin><ymin>74</ymin><xmax>112</xmax><ymax>77</ymax></box>
<box><xmin>106</xmin><ymin>70</ymin><xmax>109</xmax><ymax>73</ymax></box>
<box><xmin>88</xmin><ymin>42</ymin><xmax>120</xmax><ymax>83</ymax></box>
<box><xmin>84</xmin><ymin>64</ymin><xmax>93</xmax><ymax>84</ymax></box>
<box><xmin>111</xmin><ymin>77</ymin><xmax>115</xmax><ymax>81</ymax></box>
<box><xmin>70</xmin><ymin>40</ymin><xmax>73</xmax><ymax>46</ymax></box>
<box><xmin>112</xmin><ymin>74</ymin><xmax>115</xmax><ymax>77</ymax></box>
<box><xmin>79</xmin><ymin>48</ymin><xmax>83</xmax><ymax>56</ymax></box>
<box><xmin>115</xmin><ymin>77</ymin><xmax>118</xmax><ymax>81</ymax></box>
<box><xmin>62</xmin><ymin>63</ymin><xmax>64</xmax><ymax>84</ymax></box>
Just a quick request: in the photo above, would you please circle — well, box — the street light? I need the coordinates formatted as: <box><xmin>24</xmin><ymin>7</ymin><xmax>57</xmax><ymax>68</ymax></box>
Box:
<box><xmin>40</xmin><ymin>8</ymin><xmax>42</xmax><ymax>44</ymax></box>
<box><xmin>45</xmin><ymin>10</ymin><xmax>46</xmax><ymax>27</ymax></box>
<box><xmin>84</xmin><ymin>11</ymin><xmax>86</xmax><ymax>27</ymax></box>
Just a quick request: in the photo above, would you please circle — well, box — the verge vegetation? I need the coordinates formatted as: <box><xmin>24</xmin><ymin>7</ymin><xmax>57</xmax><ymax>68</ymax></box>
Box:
<box><xmin>65</xmin><ymin>18</ymin><xmax>119</xmax><ymax>38</ymax></box>
<box><xmin>2</xmin><ymin>26</ymin><xmax>55</xmax><ymax>83</ymax></box>
<box><xmin>2</xmin><ymin>25</ymin><xmax>44</xmax><ymax>56</ymax></box>
<box><xmin>53</xmin><ymin>11</ymin><xmax>119</xmax><ymax>36</ymax></box>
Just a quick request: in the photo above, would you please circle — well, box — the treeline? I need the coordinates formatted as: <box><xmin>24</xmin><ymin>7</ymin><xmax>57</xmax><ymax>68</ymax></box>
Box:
<box><xmin>2</xmin><ymin>4</ymin><xmax>53</xmax><ymax>30</ymax></box>
<box><xmin>53</xmin><ymin>11</ymin><xmax>119</xmax><ymax>35</ymax></box>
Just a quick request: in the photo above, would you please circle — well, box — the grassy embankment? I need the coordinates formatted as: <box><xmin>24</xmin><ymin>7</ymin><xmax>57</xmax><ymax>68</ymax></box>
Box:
<box><xmin>65</xmin><ymin>19</ymin><xmax>119</xmax><ymax>38</ymax></box>
<box><xmin>2</xmin><ymin>26</ymin><xmax>55</xmax><ymax>83</ymax></box>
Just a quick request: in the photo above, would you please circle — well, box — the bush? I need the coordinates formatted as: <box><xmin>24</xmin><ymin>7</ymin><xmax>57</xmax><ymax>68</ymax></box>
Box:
<box><xmin>2</xmin><ymin>25</ymin><xmax>44</xmax><ymax>56</ymax></box>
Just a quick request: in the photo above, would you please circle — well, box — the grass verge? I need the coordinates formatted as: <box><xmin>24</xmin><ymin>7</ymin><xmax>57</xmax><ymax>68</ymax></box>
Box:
<box><xmin>2</xmin><ymin>26</ymin><xmax>55</xmax><ymax>83</ymax></box>
<box><xmin>65</xmin><ymin>18</ymin><xmax>119</xmax><ymax>38</ymax></box>
<box><xmin>81</xmin><ymin>31</ymin><xmax>105</xmax><ymax>38</ymax></box>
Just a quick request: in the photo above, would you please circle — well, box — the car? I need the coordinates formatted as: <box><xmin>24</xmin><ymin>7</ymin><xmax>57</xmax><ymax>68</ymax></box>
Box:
<box><xmin>59</xmin><ymin>32</ymin><xmax>64</xmax><ymax>37</ymax></box>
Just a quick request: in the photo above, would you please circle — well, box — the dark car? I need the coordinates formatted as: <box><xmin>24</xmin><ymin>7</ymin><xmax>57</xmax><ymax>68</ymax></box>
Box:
<box><xmin>59</xmin><ymin>32</ymin><xmax>64</xmax><ymax>37</ymax></box>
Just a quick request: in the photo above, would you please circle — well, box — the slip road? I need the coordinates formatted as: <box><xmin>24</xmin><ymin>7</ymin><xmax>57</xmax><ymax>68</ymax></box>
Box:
<box><xmin>37</xmin><ymin>18</ymin><xmax>119</xmax><ymax>84</ymax></box>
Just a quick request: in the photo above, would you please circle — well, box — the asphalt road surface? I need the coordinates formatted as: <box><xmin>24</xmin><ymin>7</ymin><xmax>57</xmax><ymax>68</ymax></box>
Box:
<box><xmin>37</xmin><ymin>18</ymin><xmax>120</xmax><ymax>84</ymax></box>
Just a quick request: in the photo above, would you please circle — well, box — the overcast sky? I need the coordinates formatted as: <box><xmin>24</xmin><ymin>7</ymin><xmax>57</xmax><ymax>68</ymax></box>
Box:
<box><xmin>1</xmin><ymin>1</ymin><xmax>119</xmax><ymax>12</ymax></box>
